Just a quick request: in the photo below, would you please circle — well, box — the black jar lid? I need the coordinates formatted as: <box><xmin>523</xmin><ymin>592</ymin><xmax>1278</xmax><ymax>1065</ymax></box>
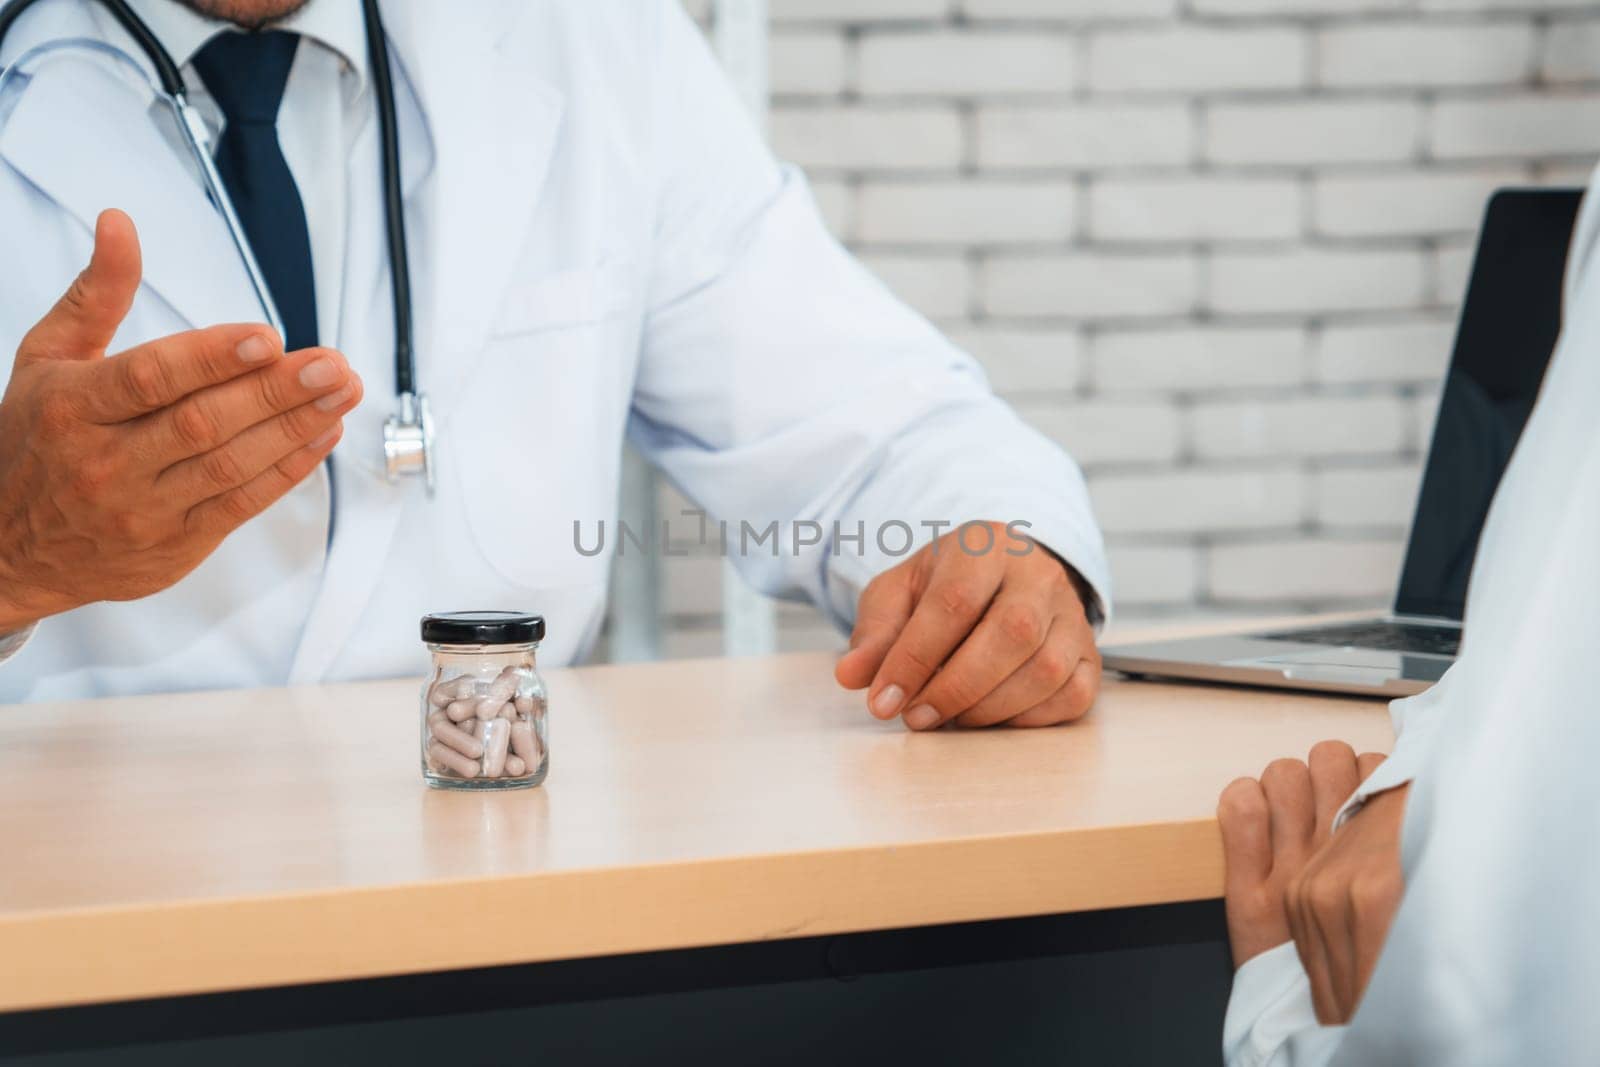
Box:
<box><xmin>421</xmin><ymin>611</ymin><xmax>545</xmax><ymax>646</ymax></box>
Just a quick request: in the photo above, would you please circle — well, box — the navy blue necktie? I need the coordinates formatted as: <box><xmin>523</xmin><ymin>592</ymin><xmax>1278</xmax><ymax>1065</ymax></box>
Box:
<box><xmin>192</xmin><ymin>31</ymin><xmax>318</xmax><ymax>352</ymax></box>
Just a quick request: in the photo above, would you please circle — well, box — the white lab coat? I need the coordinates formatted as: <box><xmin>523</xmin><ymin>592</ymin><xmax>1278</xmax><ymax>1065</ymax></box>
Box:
<box><xmin>0</xmin><ymin>0</ymin><xmax>1108</xmax><ymax>702</ymax></box>
<box><xmin>1224</xmin><ymin>167</ymin><xmax>1600</xmax><ymax>1064</ymax></box>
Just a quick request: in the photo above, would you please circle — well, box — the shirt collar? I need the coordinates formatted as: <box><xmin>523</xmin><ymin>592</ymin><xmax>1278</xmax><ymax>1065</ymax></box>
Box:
<box><xmin>118</xmin><ymin>0</ymin><xmax>369</xmax><ymax>93</ymax></box>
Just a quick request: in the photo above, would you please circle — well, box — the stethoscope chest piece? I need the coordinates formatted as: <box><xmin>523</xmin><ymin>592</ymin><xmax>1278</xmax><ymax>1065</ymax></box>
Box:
<box><xmin>384</xmin><ymin>391</ymin><xmax>436</xmax><ymax>495</ymax></box>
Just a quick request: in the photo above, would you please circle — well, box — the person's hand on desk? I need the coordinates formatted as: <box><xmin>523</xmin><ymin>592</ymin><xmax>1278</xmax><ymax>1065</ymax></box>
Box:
<box><xmin>0</xmin><ymin>210</ymin><xmax>363</xmax><ymax>633</ymax></box>
<box><xmin>834</xmin><ymin>521</ymin><xmax>1101</xmax><ymax>730</ymax></box>
<box><xmin>1219</xmin><ymin>741</ymin><xmax>1407</xmax><ymax>1025</ymax></box>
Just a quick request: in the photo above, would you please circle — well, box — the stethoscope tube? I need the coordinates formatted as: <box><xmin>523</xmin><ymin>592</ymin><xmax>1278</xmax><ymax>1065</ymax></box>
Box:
<box><xmin>0</xmin><ymin>0</ymin><xmax>433</xmax><ymax>493</ymax></box>
<box><xmin>0</xmin><ymin>0</ymin><xmax>178</xmax><ymax>93</ymax></box>
<box><xmin>360</xmin><ymin>0</ymin><xmax>413</xmax><ymax>400</ymax></box>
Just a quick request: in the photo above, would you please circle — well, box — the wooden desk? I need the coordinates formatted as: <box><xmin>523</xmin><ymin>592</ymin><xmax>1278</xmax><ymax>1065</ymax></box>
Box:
<box><xmin>0</xmin><ymin>642</ymin><xmax>1393</xmax><ymax>1016</ymax></box>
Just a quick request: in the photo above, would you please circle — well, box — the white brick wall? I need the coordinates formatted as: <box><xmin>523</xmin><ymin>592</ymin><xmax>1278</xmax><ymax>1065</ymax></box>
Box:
<box><xmin>635</xmin><ymin>0</ymin><xmax>1596</xmax><ymax>658</ymax></box>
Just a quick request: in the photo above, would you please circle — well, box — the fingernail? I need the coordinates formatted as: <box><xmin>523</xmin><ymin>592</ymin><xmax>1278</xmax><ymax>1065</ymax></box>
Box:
<box><xmin>237</xmin><ymin>335</ymin><xmax>276</xmax><ymax>364</ymax></box>
<box><xmin>299</xmin><ymin>358</ymin><xmax>341</xmax><ymax>389</ymax></box>
<box><xmin>870</xmin><ymin>684</ymin><xmax>904</xmax><ymax>719</ymax></box>
<box><xmin>309</xmin><ymin>425</ymin><xmax>341</xmax><ymax>451</ymax></box>
<box><xmin>904</xmin><ymin>705</ymin><xmax>940</xmax><ymax>731</ymax></box>
<box><xmin>314</xmin><ymin>383</ymin><xmax>356</xmax><ymax>412</ymax></box>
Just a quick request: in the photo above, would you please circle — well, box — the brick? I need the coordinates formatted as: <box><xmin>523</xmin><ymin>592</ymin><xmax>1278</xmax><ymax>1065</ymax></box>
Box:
<box><xmin>1313</xmin><ymin>318</ymin><xmax>1455</xmax><ymax>385</ymax></box>
<box><xmin>1207</xmin><ymin>538</ymin><xmax>1404</xmax><ymax>602</ymax></box>
<box><xmin>1207</xmin><ymin>99</ymin><xmax>1421</xmax><ymax>166</ymax></box>
<box><xmin>1431</xmin><ymin>94</ymin><xmax>1600</xmax><ymax>159</ymax></box>
<box><xmin>1088</xmin><ymin>26</ymin><xmax>1307</xmax><ymax>94</ymax></box>
<box><xmin>661</xmin><ymin>626</ymin><xmax>726</xmax><ymax>661</ymax></box>
<box><xmin>982</xmin><ymin>252</ymin><xmax>1199</xmax><ymax>319</ymax></box>
<box><xmin>769</xmin><ymin>32</ymin><xmax>850</xmax><ymax>97</ymax></box>
<box><xmin>775</xmin><ymin>622</ymin><xmax>849</xmax><ymax>653</ymax></box>
<box><xmin>1190</xmin><ymin>395</ymin><xmax>1410</xmax><ymax>460</ymax></box>
<box><xmin>662</xmin><ymin>554</ymin><xmax>725</xmax><ymax>615</ymax></box>
<box><xmin>770</xmin><ymin>106</ymin><xmax>963</xmax><ymax>171</ymax></box>
<box><xmin>1194</xmin><ymin>0</ymin><xmax>1409</xmax><ymax>12</ymax></box>
<box><xmin>1091</xmin><ymin>326</ymin><xmax>1306</xmax><ymax>392</ymax></box>
<box><xmin>960</xmin><ymin>0</ymin><xmax>1177</xmax><ymax>16</ymax></box>
<box><xmin>1431</xmin><ymin>237</ymin><xmax>1475</xmax><ymax>306</ymax></box>
<box><xmin>1420</xmin><ymin>0</ymin><xmax>1591</xmax><ymax>11</ymax></box>
<box><xmin>1411</xmin><ymin>386</ymin><xmax>1445</xmax><ymax>451</ymax></box>
<box><xmin>1313</xmin><ymin>464</ymin><xmax>1424</xmax><ymax>528</ymax></box>
<box><xmin>806</xmin><ymin>177</ymin><xmax>855</xmax><ymax>241</ymax></box>
<box><xmin>977</xmin><ymin>103</ymin><xmax>1194</xmax><ymax>169</ymax></box>
<box><xmin>857</xmin><ymin>179</ymin><xmax>1076</xmax><ymax>244</ymax></box>
<box><xmin>1089</xmin><ymin>175</ymin><xmax>1301</xmax><ymax>242</ymax></box>
<box><xmin>1312</xmin><ymin>169</ymin><xmax>1522</xmax><ymax>238</ymax></box>
<box><xmin>944</xmin><ymin>326</ymin><xmax>1084</xmax><ymax>394</ymax></box>
<box><xmin>769</xmin><ymin>0</ymin><xmax>952</xmax><ymax>22</ymax></box>
<box><xmin>1542</xmin><ymin>19</ymin><xmax>1600</xmax><ymax>84</ymax></box>
<box><xmin>1535</xmin><ymin>160</ymin><xmax>1599</xmax><ymax>186</ymax></box>
<box><xmin>858</xmin><ymin>252</ymin><xmax>972</xmax><ymax>319</ymax></box>
<box><xmin>655</xmin><ymin>480</ymin><xmax>712</xmax><ymax>543</ymax></box>
<box><xmin>1089</xmin><ymin>466</ymin><xmax>1306</xmax><ymax>535</ymax></box>
<box><xmin>858</xmin><ymin>31</ymin><xmax>1076</xmax><ymax>96</ymax></box>
<box><xmin>1106</xmin><ymin>544</ymin><xmax>1199</xmax><ymax>606</ymax></box>
<box><xmin>1018</xmin><ymin>400</ymin><xmax>1184</xmax><ymax>465</ymax></box>
<box><xmin>1209</xmin><ymin>248</ymin><xmax>1427</xmax><ymax>315</ymax></box>
<box><xmin>1319</xmin><ymin>23</ymin><xmax>1535</xmax><ymax>88</ymax></box>
<box><xmin>962</xmin><ymin>0</ymin><xmax>1177</xmax><ymax>16</ymax></box>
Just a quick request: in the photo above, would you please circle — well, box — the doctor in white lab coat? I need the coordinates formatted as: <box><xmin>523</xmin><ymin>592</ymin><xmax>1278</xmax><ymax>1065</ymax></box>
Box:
<box><xmin>1217</xmin><ymin>163</ymin><xmax>1600</xmax><ymax>1064</ymax></box>
<box><xmin>0</xmin><ymin>0</ymin><xmax>1109</xmax><ymax>727</ymax></box>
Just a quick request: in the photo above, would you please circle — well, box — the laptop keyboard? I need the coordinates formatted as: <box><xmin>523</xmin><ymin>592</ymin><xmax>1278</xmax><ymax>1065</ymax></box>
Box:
<box><xmin>1258</xmin><ymin>620</ymin><xmax>1461</xmax><ymax>657</ymax></box>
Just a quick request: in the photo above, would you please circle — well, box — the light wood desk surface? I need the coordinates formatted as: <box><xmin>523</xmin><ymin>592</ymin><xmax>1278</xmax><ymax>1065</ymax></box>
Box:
<box><xmin>0</xmin><ymin>631</ymin><xmax>1394</xmax><ymax>1013</ymax></box>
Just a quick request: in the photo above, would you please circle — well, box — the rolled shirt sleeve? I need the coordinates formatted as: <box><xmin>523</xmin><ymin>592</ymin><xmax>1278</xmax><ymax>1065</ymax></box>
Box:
<box><xmin>0</xmin><ymin>623</ymin><xmax>35</xmax><ymax>666</ymax></box>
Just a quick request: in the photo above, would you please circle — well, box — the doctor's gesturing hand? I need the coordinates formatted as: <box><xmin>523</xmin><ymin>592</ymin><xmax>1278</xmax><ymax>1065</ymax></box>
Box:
<box><xmin>835</xmin><ymin>522</ymin><xmax>1101</xmax><ymax>730</ymax></box>
<box><xmin>0</xmin><ymin>210</ymin><xmax>363</xmax><ymax>634</ymax></box>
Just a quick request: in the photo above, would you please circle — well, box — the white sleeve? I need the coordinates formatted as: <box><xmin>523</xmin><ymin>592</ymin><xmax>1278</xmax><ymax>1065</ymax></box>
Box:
<box><xmin>0</xmin><ymin>623</ymin><xmax>35</xmax><ymax>665</ymax></box>
<box><xmin>629</xmin><ymin>2</ymin><xmax>1110</xmax><ymax>630</ymax></box>
<box><xmin>1331</xmin><ymin>668</ymin><xmax>1455</xmax><ymax>830</ymax></box>
<box><xmin>1224</xmin><ymin>944</ymin><xmax>1346</xmax><ymax>1067</ymax></box>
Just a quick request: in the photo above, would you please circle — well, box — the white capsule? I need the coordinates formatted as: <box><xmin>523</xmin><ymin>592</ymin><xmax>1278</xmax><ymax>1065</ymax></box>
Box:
<box><xmin>428</xmin><ymin>674</ymin><xmax>475</xmax><ymax>707</ymax></box>
<box><xmin>428</xmin><ymin>741</ymin><xmax>479</xmax><ymax>779</ymax></box>
<box><xmin>445</xmin><ymin>699</ymin><xmax>476</xmax><ymax>723</ymax></box>
<box><xmin>476</xmin><ymin>667</ymin><xmax>519</xmax><ymax>720</ymax></box>
<box><xmin>480</xmin><ymin>718</ymin><xmax>511</xmax><ymax>777</ymax></box>
<box><xmin>504</xmin><ymin>755</ymin><xmax>528</xmax><ymax>778</ymax></box>
<box><xmin>513</xmin><ymin>669</ymin><xmax>542</xmax><ymax>715</ymax></box>
<box><xmin>427</xmin><ymin>712</ymin><xmax>484</xmax><ymax>760</ymax></box>
<box><xmin>509</xmin><ymin>720</ymin><xmax>542</xmax><ymax>767</ymax></box>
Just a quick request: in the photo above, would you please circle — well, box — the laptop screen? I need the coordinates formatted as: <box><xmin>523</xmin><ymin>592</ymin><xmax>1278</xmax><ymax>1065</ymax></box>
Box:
<box><xmin>1394</xmin><ymin>188</ymin><xmax>1583</xmax><ymax>621</ymax></box>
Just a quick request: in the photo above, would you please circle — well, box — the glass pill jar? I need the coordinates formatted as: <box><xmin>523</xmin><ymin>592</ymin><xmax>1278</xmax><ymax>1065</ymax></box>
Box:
<box><xmin>420</xmin><ymin>611</ymin><xmax>548</xmax><ymax>790</ymax></box>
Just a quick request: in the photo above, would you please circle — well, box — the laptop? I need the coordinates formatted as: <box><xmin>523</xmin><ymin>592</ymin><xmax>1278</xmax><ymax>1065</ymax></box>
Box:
<box><xmin>1101</xmin><ymin>187</ymin><xmax>1582</xmax><ymax>698</ymax></box>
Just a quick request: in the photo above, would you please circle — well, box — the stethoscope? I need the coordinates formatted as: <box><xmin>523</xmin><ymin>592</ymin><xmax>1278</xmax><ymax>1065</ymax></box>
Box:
<box><xmin>0</xmin><ymin>0</ymin><xmax>436</xmax><ymax>493</ymax></box>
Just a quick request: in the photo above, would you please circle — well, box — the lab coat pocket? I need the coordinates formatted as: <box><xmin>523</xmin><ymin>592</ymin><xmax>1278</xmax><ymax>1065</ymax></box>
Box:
<box><xmin>454</xmin><ymin>267</ymin><xmax>642</xmax><ymax>592</ymax></box>
<box><xmin>490</xmin><ymin>260</ymin><xmax>637</xmax><ymax>338</ymax></box>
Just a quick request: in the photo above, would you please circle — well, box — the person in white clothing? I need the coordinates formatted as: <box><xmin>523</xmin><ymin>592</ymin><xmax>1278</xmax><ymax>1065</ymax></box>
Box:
<box><xmin>0</xmin><ymin>0</ymin><xmax>1108</xmax><ymax>729</ymax></box>
<box><xmin>1217</xmin><ymin>164</ymin><xmax>1600</xmax><ymax>1065</ymax></box>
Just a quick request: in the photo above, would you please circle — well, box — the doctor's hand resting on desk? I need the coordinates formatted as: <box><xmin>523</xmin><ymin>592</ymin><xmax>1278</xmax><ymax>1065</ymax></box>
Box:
<box><xmin>0</xmin><ymin>211</ymin><xmax>362</xmax><ymax>634</ymax></box>
<box><xmin>836</xmin><ymin>522</ymin><xmax>1100</xmax><ymax>730</ymax></box>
